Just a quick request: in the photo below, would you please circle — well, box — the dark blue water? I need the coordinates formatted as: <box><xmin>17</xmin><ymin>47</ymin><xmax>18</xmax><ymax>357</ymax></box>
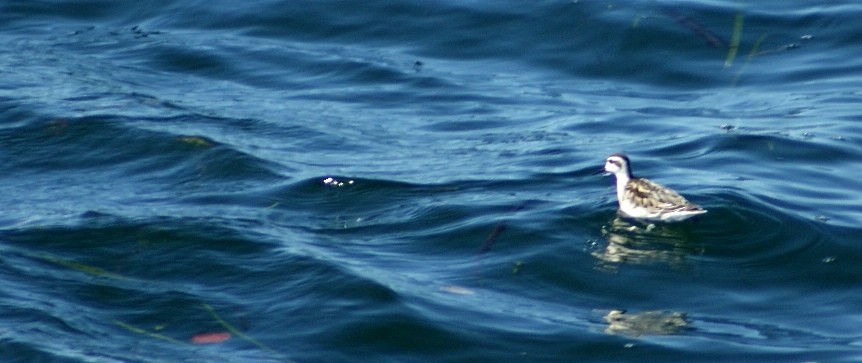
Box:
<box><xmin>2</xmin><ymin>1</ymin><xmax>862</xmax><ymax>362</ymax></box>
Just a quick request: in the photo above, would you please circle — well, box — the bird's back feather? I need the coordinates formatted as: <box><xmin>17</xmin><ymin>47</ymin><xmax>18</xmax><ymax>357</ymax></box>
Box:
<box><xmin>624</xmin><ymin>178</ymin><xmax>703</xmax><ymax>212</ymax></box>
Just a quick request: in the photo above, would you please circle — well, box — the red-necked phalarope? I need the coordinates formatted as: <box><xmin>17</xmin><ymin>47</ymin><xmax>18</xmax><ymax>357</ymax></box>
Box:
<box><xmin>603</xmin><ymin>154</ymin><xmax>706</xmax><ymax>222</ymax></box>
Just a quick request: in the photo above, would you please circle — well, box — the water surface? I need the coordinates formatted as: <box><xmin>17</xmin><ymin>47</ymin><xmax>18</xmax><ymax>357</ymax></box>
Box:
<box><xmin>2</xmin><ymin>1</ymin><xmax>862</xmax><ymax>362</ymax></box>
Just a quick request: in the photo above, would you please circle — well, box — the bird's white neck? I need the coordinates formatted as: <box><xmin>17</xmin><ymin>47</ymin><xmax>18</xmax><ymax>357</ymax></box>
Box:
<box><xmin>614</xmin><ymin>172</ymin><xmax>630</xmax><ymax>204</ymax></box>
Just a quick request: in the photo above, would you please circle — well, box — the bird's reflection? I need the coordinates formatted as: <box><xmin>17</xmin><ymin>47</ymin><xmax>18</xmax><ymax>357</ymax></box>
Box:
<box><xmin>602</xmin><ymin>309</ymin><xmax>691</xmax><ymax>337</ymax></box>
<box><xmin>592</xmin><ymin>216</ymin><xmax>703</xmax><ymax>271</ymax></box>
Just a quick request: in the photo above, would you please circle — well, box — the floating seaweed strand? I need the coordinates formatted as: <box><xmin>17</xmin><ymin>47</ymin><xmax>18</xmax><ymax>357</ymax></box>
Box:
<box><xmin>661</xmin><ymin>8</ymin><xmax>729</xmax><ymax>49</ymax></box>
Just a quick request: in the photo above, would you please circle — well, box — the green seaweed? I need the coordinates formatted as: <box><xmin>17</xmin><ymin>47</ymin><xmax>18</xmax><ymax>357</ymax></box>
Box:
<box><xmin>724</xmin><ymin>12</ymin><xmax>744</xmax><ymax>68</ymax></box>
<box><xmin>179</xmin><ymin>136</ymin><xmax>214</xmax><ymax>147</ymax></box>
<box><xmin>202</xmin><ymin>303</ymin><xmax>279</xmax><ymax>355</ymax></box>
<box><xmin>732</xmin><ymin>33</ymin><xmax>768</xmax><ymax>86</ymax></box>
<box><xmin>113</xmin><ymin>320</ymin><xmax>185</xmax><ymax>345</ymax></box>
<box><xmin>41</xmin><ymin>255</ymin><xmax>127</xmax><ymax>280</ymax></box>
<box><xmin>631</xmin><ymin>13</ymin><xmax>643</xmax><ymax>28</ymax></box>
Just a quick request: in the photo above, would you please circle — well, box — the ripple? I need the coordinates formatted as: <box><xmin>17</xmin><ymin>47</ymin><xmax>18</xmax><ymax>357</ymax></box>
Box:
<box><xmin>695</xmin><ymin>190</ymin><xmax>822</xmax><ymax>267</ymax></box>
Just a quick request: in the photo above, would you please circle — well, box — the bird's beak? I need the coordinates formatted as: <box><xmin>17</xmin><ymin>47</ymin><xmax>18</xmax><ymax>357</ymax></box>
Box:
<box><xmin>593</xmin><ymin>168</ymin><xmax>608</xmax><ymax>176</ymax></box>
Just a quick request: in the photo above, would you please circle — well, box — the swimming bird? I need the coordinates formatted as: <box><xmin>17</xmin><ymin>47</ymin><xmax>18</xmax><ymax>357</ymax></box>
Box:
<box><xmin>603</xmin><ymin>154</ymin><xmax>706</xmax><ymax>222</ymax></box>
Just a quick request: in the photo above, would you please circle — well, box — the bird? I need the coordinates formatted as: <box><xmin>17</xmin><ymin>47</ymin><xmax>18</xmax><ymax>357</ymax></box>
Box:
<box><xmin>602</xmin><ymin>153</ymin><xmax>706</xmax><ymax>222</ymax></box>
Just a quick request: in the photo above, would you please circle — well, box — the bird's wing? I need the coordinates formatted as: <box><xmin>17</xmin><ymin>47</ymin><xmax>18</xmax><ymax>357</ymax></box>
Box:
<box><xmin>625</xmin><ymin>178</ymin><xmax>701</xmax><ymax>211</ymax></box>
